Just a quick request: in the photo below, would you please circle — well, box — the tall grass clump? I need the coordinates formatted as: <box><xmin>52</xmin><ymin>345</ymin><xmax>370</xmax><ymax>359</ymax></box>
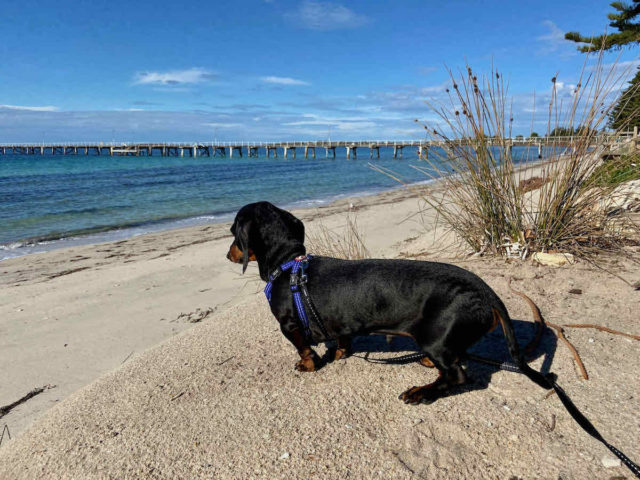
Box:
<box><xmin>306</xmin><ymin>214</ymin><xmax>370</xmax><ymax>260</ymax></box>
<box><xmin>410</xmin><ymin>51</ymin><xmax>639</xmax><ymax>258</ymax></box>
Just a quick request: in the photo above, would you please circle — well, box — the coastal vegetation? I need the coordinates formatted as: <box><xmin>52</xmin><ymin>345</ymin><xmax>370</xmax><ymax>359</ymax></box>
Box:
<box><xmin>306</xmin><ymin>214</ymin><xmax>370</xmax><ymax>260</ymax></box>
<box><xmin>374</xmin><ymin>52</ymin><xmax>639</xmax><ymax>263</ymax></box>
<box><xmin>588</xmin><ymin>152</ymin><xmax>640</xmax><ymax>186</ymax></box>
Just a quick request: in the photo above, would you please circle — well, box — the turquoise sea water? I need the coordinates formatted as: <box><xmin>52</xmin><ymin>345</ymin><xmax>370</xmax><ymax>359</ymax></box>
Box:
<box><xmin>0</xmin><ymin>146</ymin><xmax>548</xmax><ymax>260</ymax></box>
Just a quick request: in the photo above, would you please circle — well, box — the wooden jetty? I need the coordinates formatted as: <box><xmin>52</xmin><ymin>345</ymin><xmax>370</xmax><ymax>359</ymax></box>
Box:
<box><xmin>0</xmin><ymin>131</ymin><xmax>636</xmax><ymax>159</ymax></box>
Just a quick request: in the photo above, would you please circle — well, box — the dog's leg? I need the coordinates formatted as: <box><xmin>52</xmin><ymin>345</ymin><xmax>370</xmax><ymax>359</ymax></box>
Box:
<box><xmin>332</xmin><ymin>336</ymin><xmax>352</xmax><ymax>361</ymax></box>
<box><xmin>399</xmin><ymin>349</ymin><xmax>467</xmax><ymax>405</ymax></box>
<box><xmin>419</xmin><ymin>356</ymin><xmax>435</xmax><ymax>368</ymax></box>
<box><xmin>280</xmin><ymin>326</ymin><xmax>319</xmax><ymax>372</ymax></box>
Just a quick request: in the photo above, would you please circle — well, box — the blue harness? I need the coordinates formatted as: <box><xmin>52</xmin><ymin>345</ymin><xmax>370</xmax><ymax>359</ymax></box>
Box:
<box><xmin>264</xmin><ymin>254</ymin><xmax>328</xmax><ymax>343</ymax></box>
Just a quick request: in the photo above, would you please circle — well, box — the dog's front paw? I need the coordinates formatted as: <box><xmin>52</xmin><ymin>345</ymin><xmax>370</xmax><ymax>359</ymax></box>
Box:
<box><xmin>295</xmin><ymin>356</ymin><xmax>316</xmax><ymax>372</ymax></box>
<box><xmin>398</xmin><ymin>386</ymin><xmax>438</xmax><ymax>405</ymax></box>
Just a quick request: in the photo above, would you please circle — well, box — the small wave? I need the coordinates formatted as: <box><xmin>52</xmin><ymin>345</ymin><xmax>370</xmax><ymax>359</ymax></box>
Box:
<box><xmin>55</xmin><ymin>205</ymin><xmax>132</xmax><ymax>216</ymax></box>
<box><xmin>0</xmin><ymin>242</ymin><xmax>26</xmax><ymax>250</ymax></box>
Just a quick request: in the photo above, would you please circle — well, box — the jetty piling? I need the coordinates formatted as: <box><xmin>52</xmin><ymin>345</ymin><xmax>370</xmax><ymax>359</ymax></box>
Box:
<box><xmin>304</xmin><ymin>146</ymin><xmax>315</xmax><ymax>159</ymax></box>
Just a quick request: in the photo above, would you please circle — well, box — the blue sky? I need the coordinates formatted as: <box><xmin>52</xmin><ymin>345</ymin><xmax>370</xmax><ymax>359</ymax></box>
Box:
<box><xmin>0</xmin><ymin>0</ymin><xmax>637</xmax><ymax>142</ymax></box>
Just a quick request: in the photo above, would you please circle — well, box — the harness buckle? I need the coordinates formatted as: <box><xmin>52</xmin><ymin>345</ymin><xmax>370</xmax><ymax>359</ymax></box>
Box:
<box><xmin>299</xmin><ymin>258</ymin><xmax>309</xmax><ymax>284</ymax></box>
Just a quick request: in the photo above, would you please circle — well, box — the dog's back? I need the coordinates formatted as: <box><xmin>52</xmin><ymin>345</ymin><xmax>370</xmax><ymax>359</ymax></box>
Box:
<box><xmin>269</xmin><ymin>256</ymin><xmax>504</xmax><ymax>345</ymax></box>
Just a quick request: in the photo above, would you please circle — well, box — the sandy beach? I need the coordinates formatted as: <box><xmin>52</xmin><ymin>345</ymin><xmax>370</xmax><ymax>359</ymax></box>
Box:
<box><xmin>1</xmin><ymin>177</ymin><xmax>639</xmax><ymax>479</ymax></box>
<box><xmin>0</xmin><ymin>186</ymin><xmax>431</xmax><ymax>439</ymax></box>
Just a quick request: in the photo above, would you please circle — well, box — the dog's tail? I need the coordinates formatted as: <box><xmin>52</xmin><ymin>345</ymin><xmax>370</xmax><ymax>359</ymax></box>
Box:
<box><xmin>492</xmin><ymin>307</ymin><xmax>552</xmax><ymax>390</ymax></box>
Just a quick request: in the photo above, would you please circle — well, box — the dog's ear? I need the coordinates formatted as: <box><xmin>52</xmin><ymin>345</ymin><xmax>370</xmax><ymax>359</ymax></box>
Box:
<box><xmin>236</xmin><ymin>219</ymin><xmax>252</xmax><ymax>274</ymax></box>
<box><xmin>291</xmin><ymin>216</ymin><xmax>305</xmax><ymax>243</ymax></box>
<box><xmin>277</xmin><ymin>209</ymin><xmax>305</xmax><ymax>243</ymax></box>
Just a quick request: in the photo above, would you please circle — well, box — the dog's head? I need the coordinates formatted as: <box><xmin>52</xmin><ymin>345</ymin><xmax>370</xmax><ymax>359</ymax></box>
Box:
<box><xmin>227</xmin><ymin>201</ymin><xmax>305</xmax><ymax>278</ymax></box>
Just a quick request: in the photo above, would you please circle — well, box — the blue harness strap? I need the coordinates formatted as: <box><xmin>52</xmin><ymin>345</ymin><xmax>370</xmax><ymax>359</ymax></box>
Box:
<box><xmin>264</xmin><ymin>255</ymin><xmax>324</xmax><ymax>339</ymax></box>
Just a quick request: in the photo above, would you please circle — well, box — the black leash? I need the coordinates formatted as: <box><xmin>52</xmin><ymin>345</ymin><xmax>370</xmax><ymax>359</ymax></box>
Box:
<box><xmin>366</xmin><ymin>350</ymin><xmax>640</xmax><ymax>478</ymax></box>
<box><xmin>359</xmin><ymin>351</ymin><xmax>427</xmax><ymax>365</ymax></box>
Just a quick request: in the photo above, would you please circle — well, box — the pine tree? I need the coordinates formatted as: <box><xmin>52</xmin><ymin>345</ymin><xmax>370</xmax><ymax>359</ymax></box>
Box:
<box><xmin>609</xmin><ymin>66</ymin><xmax>640</xmax><ymax>129</ymax></box>
<box><xmin>565</xmin><ymin>2</ymin><xmax>640</xmax><ymax>129</ymax></box>
<box><xmin>565</xmin><ymin>1</ymin><xmax>640</xmax><ymax>52</ymax></box>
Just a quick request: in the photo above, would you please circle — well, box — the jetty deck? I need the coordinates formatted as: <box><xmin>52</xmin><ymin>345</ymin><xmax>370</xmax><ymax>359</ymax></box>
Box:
<box><xmin>0</xmin><ymin>132</ymin><xmax>636</xmax><ymax>159</ymax></box>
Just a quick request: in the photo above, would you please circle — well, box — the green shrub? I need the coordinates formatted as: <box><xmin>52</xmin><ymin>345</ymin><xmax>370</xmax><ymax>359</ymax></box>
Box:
<box><xmin>588</xmin><ymin>154</ymin><xmax>640</xmax><ymax>187</ymax></box>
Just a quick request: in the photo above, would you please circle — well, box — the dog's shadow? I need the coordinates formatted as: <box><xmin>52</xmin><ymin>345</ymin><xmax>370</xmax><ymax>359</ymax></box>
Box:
<box><xmin>324</xmin><ymin>319</ymin><xmax>558</xmax><ymax>399</ymax></box>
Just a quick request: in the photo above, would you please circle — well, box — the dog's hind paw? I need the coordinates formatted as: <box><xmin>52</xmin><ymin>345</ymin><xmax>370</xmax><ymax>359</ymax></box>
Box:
<box><xmin>328</xmin><ymin>346</ymin><xmax>351</xmax><ymax>362</ymax></box>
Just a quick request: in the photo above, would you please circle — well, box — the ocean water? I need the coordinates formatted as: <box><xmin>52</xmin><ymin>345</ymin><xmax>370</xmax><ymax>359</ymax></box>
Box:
<box><xmin>0</xmin><ymin>146</ymin><xmax>548</xmax><ymax>260</ymax></box>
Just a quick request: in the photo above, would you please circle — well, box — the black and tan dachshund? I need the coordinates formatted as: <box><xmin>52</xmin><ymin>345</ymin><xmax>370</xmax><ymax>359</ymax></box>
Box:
<box><xmin>227</xmin><ymin>201</ymin><xmax>551</xmax><ymax>404</ymax></box>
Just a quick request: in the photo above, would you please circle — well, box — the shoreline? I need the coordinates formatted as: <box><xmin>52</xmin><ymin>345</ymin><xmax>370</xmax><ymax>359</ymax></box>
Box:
<box><xmin>0</xmin><ymin>178</ymin><xmax>436</xmax><ymax>262</ymax></box>
<box><xmin>1</xmin><ymin>151</ymin><xmax>553</xmax><ymax>262</ymax></box>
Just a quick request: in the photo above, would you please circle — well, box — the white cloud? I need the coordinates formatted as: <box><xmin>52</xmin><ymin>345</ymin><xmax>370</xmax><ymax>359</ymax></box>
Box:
<box><xmin>260</xmin><ymin>76</ymin><xmax>310</xmax><ymax>86</ymax></box>
<box><xmin>286</xmin><ymin>1</ymin><xmax>369</xmax><ymax>31</ymax></box>
<box><xmin>555</xmin><ymin>81</ymin><xmax>577</xmax><ymax>94</ymax></box>
<box><xmin>537</xmin><ymin>20</ymin><xmax>576</xmax><ymax>57</ymax></box>
<box><xmin>595</xmin><ymin>59</ymin><xmax>640</xmax><ymax>80</ymax></box>
<box><xmin>0</xmin><ymin>104</ymin><xmax>58</xmax><ymax>112</ymax></box>
<box><xmin>420</xmin><ymin>82</ymin><xmax>451</xmax><ymax>94</ymax></box>
<box><xmin>284</xmin><ymin>113</ymin><xmax>369</xmax><ymax>125</ymax></box>
<box><xmin>133</xmin><ymin>68</ymin><xmax>217</xmax><ymax>86</ymax></box>
<box><xmin>283</xmin><ymin>113</ymin><xmax>376</xmax><ymax>131</ymax></box>
<box><xmin>417</xmin><ymin>66</ymin><xmax>438</xmax><ymax>75</ymax></box>
<box><xmin>202</xmin><ymin>122</ymin><xmax>244</xmax><ymax>128</ymax></box>
<box><xmin>334</xmin><ymin>121</ymin><xmax>377</xmax><ymax>131</ymax></box>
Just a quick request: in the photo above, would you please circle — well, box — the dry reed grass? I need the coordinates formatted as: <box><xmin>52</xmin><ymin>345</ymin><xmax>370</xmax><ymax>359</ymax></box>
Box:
<box><xmin>376</xmin><ymin>50</ymin><xmax>639</xmax><ymax>260</ymax></box>
<box><xmin>306</xmin><ymin>214</ymin><xmax>370</xmax><ymax>260</ymax></box>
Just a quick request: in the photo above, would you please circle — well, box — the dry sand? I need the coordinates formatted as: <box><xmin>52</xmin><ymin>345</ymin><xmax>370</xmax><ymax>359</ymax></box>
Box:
<box><xmin>1</xmin><ymin>178</ymin><xmax>639</xmax><ymax>479</ymax></box>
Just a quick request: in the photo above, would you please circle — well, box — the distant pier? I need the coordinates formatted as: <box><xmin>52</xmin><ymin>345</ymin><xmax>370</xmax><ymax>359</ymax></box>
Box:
<box><xmin>0</xmin><ymin>133</ymin><xmax>635</xmax><ymax>159</ymax></box>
